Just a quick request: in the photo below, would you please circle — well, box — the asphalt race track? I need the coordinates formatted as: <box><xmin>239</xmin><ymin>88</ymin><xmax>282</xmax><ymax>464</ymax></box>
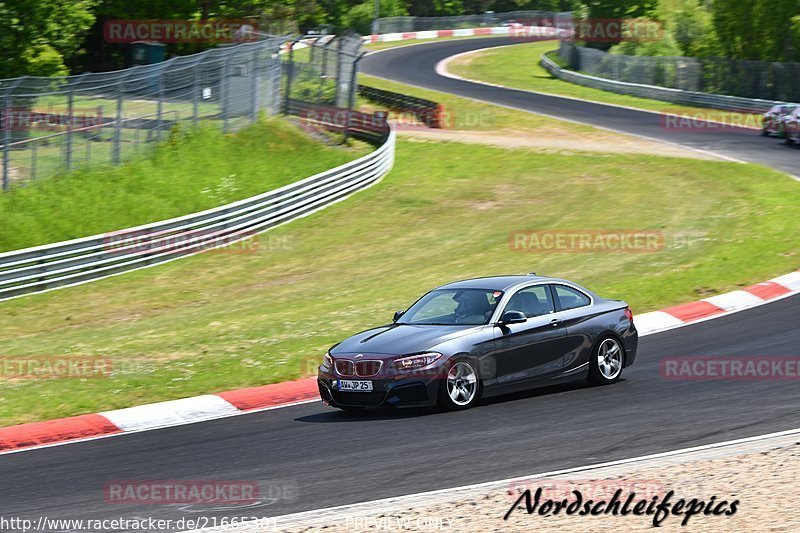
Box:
<box><xmin>1</xmin><ymin>38</ymin><xmax>799</xmax><ymax>529</ymax></box>
<box><xmin>362</xmin><ymin>37</ymin><xmax>800</xmax><ymax>178</ymax></box>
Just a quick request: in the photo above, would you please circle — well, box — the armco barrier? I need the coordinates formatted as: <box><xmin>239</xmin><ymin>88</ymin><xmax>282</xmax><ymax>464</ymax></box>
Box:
<box><xmin>358</xmin><ymin>85</ymin><xmax>443</xmax><ymax>128</ymax></box>
<box><xmin>540</xmin><ymin>53</ymin><xmax>783</xmax><ymax>113</ymax></box>
<box><xmin>0</xmin><ymin>120</ymin><xmax>395</xmax><ymax>301</ymax></box>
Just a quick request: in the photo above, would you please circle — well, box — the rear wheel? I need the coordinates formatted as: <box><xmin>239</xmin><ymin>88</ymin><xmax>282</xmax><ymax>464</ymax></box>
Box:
<box><xmin>438</xmin><ymin>359</ymin><xmax>481</xmax><ymax>410</ymax></box>
<box><xmin>588</xmin><ymin>337</ymin><xmax>624</xmax><ymax>385</ymax></box>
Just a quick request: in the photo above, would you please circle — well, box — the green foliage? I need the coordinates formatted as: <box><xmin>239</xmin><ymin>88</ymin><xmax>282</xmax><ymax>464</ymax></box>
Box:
<box><xmin>343</xmin><ymin>0</ymin><xmax>408</xmax><ymax>35</ymax></box>
<box><xmin>0</xmin><ymin>0</ymin><xmax>97</xmax><ymax>78</ymax></box>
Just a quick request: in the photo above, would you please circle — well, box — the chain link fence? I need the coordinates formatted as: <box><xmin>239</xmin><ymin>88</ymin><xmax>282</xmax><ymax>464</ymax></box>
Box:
<box><xmin>284</xmin><ymin>35</ymin><xmax>364</xmax><ymax>110</ymax></box>
<box><xmin>0</xmin><ymin>36</ymin><xmax>287</xmax><ymax>190</ymax></box>
<box><xmin>374</xmin><ymin>11</ymin><xmax>573</xmax><ymax>34</ymax></box>
<box><xmin>560</xmin><ymin>41</ymin><xmax>800</xmax><ymax>104</ymax></box>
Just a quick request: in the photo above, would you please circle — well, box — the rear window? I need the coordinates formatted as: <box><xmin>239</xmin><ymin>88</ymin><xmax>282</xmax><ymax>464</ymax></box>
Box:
<box><xmin>553</xmin><ymin>285</ymin><xmax>591</xmax><ymax>311</ymax></box>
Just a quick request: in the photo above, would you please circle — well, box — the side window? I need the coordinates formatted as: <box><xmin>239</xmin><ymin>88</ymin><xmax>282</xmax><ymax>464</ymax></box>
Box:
<box><xmin>553</xmin><ymin>285</ymin><xmax>591</xmax><ymax>311</ymax></box>
<box><xmin>505</xmin><ymin>286</ymin><xmax>555</xmax><ymax>318</ymax></box>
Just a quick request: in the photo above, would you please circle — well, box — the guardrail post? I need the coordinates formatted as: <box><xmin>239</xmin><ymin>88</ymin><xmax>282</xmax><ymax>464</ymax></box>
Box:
<box><xmin>65</xmin><ymin>88</ymin><xmax>74</xmax><ymax>171</ymax></box>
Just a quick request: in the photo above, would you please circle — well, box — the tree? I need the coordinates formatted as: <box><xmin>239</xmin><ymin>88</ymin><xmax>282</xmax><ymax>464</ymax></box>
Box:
<box><xmin>0</xmin><ymin>0</ymin><xmax>97</xmax><ymax>78</ymax></box>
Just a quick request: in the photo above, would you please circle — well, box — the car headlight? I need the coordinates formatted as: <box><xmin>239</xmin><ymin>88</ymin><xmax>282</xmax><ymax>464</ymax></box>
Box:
<box><xmin>392</xmin><ymin>352</ymin><xmax>442</xmax><ymax>371</ymax></box>
<box><xmin>323</xmin><ymin>352</ymin><xmax>333</xmax><ymax>367</ymax></box>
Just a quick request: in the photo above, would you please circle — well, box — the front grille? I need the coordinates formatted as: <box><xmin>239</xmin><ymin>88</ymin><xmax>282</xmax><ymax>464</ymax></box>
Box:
<box><xmin>331</xmin><ymin>390</ymin><xmax>386</xmax><ymax>407</ymax></box>
<box><xmin>335</xmin><ymin>360</ymin><xmax>354</xmax><ymax>376</ymax></box>
<box><xmin>356</xmin><ymin>360</ymin><xmax>382</xmax><ymax>377</ymax></box>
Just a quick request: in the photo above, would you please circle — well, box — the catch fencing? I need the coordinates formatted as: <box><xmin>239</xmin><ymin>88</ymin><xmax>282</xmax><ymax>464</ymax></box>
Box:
<box><xmin>558</xmin><ymin>41</ymin><xmax>797</xmax><ymax>107</ymax></box>
<box><xmin>284</xmin><ymin>35</ymin><xmax>364</xmax><ymax>110</ymax></box>
<box><xmin>0</xmin><ymin>34</ymin><xmax>367</xmax><ymax>191</ymax></box>
<box><xmin>542</xmin><ymin>51</ymin><xmax>783</xmax><ymax>113</ymax></box>
<box><xmin>0</xmin><ymin>37</ymin><xmax>286</xmax><ymax>190</ymax></box>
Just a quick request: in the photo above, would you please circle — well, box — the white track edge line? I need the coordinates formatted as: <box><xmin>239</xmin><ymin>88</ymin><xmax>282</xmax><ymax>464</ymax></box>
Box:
<box><xmin>188</xmin><ymin>426</ymin><xmax>800</xmax><ymax>530</ymax></box>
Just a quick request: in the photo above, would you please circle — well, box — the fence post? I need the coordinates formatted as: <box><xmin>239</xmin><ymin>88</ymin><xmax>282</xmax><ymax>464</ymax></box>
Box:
<box><xmin>252</xmin><ymin>49</ymin><xmax>260</xmax><ymax>123</ymax></box>
<box><xmin>112</xmin><ymin>77</ymin><xmax>123</xmax><ymax>164</ymax></box>
<box><xmin>221</xmin><ymin>59</ymin><xmax>229</xmax><ymax>134</ymax></box>
<box><xmin>335</xmin><ymin>38</ymin><xmax>344</xmax><ymax>108</ymax></box>
<box><xmin>30</xmin><ymin>142</ymin><xmax>37</xmax><ymax>181</ymax></box>
<box><xmin>193</xmin><ymin>60</ymin><xmax>201</xmax><ymax>128</ymax></box>
<box><xmin>157</xmin><ymin>66</ymin><xmax>165</xmax><ymax>141</ymax></box>
<box><xmin>2</xmin><ymin>93</ymin><xmax>10</xmax><ymax>191</ymax></box>
<box><xmin>283</xmin><ymin>38</ymin><xmax>302</xmax><ymax>115</ymax></box>
<box><xmin>343</xmin><ymin>52</ymin><xmax>366</xmax><ymax>145</ymax></box>
<box><xmin>2</xmin><ymin>79</ymin><xmax>23</xmax><ymax>191</ymax></box>
<box><xmin>65</xmin><ymin>88</ymin><xmax>74</xmax><ymax>171</ymax></box>
<box><xmin>318</xmin><ymin>40</ymin><xmax>331</xmax><ymax>103</ymax></box>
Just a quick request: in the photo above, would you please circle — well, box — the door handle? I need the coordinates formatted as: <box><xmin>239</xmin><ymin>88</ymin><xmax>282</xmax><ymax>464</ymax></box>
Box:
<box><xmin>550</xmin><ymin>319</ymin><xmax>563</xmax><ymax>327</ymax></box>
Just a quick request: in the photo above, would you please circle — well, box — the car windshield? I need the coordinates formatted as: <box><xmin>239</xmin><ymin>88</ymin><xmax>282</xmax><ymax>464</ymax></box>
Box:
<box><xmin>398</xmin><ymin>289</ymin><xmax>503</xmax><ymax>326</ymax></box>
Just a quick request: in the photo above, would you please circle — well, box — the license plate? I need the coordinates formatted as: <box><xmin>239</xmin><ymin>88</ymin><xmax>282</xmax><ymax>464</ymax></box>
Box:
<box><xmin>338</xmin><ymin>380</ymin><xmax>373</xmax><ymax>392</ymax></box>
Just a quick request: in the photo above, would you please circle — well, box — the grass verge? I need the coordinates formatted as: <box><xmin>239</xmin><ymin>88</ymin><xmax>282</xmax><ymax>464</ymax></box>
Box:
<box><xmin>0</xmin><ymin>118</ymin><xmax>368</xmax><ymax>252</ymax></box>
<box><xmin>446</xmin><ymin>40</ymin><xmax>764</xmax><ymax>124</ymax></box>
<box><xmin>0</xmin><ymin>135</ymin><xmax>797</xmax><ymax>425</ymax></box>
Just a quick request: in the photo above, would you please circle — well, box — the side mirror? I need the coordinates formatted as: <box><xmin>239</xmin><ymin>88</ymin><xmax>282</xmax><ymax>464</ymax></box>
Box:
<box><xmin>393</xmin><ymin>310</ymin><xmax>405</xmax><ymax>322</ymax></box>
<box><xmin>500</xmin><ymin>310</ymin><xmax>527</xmax><ymax>325</ymax></box>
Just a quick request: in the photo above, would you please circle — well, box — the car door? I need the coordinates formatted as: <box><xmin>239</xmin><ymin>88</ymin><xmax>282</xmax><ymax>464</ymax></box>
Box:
<box><xmin>489</xmin><ymin>284</ymin><xmax>568</xmax><ymax>389</ymax></box>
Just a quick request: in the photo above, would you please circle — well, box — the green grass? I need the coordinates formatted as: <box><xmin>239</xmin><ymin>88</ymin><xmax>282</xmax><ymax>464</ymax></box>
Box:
<box><xmin>0</xmin><ymin>137</ymin><xmax>798</xmax><ymax>426</ymax></box>
<box><xmin>359</xmin><ymin>73</ymin><xmax>596</xmax><ymax>134</ymax></box>
<box><xmin>446</xmin><ymin>40</ymin><xmax>763</xmax><ymax>124</ymax></box>
<box><xmin>0</xmin><ymin>118</ymin><xmax>368</xmax><ymax>252</ymax></box>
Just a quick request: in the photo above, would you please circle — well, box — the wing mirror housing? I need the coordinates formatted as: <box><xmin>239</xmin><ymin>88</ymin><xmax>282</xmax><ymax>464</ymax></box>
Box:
<box><xmin>500</xmin><ymin>310</ymin><xmax>527</xmax><ymax>325</ymax></box>
<box><xmin>393</xmin><ymin>310</ymin><xmax>405</xmax><ymax>323</ymax></box>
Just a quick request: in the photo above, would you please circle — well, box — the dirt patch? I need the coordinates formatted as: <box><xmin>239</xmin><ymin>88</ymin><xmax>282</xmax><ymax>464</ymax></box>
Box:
<box><xmin>398</xmin><ymin>128</ymin><xmax>719</xmax><ymax>160</ymax></box>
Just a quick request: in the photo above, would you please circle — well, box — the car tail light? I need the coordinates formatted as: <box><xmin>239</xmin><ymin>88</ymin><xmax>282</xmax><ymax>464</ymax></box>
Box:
<box><xmin>624</xmin><ymin>306</ymin><xmax>634</xmax><ymax>322</ymax></box>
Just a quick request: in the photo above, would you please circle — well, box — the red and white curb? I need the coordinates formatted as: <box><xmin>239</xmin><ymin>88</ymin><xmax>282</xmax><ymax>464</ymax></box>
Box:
<box><xmin>364</xmin><ymin>25</ymin><xmax>558</xmax><ymax>44</ymax></box>
<box><xmin>1</xmin><ymin>269</ymin><xmax>798</xmax><ymax>454</ymax></box>
<box><xmin>634</xmin><ymin>271</ymin><xmax>800</xmax><ymax>334</ymax></box>
<box><xmin>0</xmin><ymin>378</ymin><xmax>319</xmax><ymax>454</ymax></box>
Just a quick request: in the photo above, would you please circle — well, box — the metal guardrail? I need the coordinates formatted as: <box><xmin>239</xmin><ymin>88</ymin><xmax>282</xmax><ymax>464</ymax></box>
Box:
<box><xmin>374</xmin><ymin>10</ymin><xmax>573</xmax><ymax>33</ymax></box>
<box><xmin>540</xmin><ymin>53</ymin><xmax>783</xmax><ymax>113</ymax></box>
<box><xmin>0</xmin><ymin>120</ymin><xmax>395</xmax><ymax>301</ymax></box>
<box><xmin>358</xmin><ymin>85</ymin><xmax>443</xmax><ymax>128</ymax></box>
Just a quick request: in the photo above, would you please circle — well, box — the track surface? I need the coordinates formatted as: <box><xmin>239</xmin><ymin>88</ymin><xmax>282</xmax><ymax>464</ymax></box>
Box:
<box><xmin>2</xmin><ymin>38</ymin><xmax>799</xmax><ymax>530</ymax></box>
<box><xmin>362</xmin><ymin>37</ymin><xmax>800</xmax><ymax>177</ymax></box>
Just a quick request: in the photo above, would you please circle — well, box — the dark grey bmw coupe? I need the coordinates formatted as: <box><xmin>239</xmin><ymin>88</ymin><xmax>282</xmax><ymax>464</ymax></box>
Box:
<box><xmin>318</xmin><ymin>274</ymin><xmax>637</xmax><ymax>411</ymax></box>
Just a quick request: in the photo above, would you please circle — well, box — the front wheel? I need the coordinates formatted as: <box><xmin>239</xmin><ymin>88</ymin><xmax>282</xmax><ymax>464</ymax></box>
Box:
<box><xmin>438</xmin><ymin>359</ymin><xmax>481</xmax><ymax>410</ymax></box>
<box><xmin>588</xmin><ymin>337</ymin><xmax>624</xmax><ymax>385</ymax></box>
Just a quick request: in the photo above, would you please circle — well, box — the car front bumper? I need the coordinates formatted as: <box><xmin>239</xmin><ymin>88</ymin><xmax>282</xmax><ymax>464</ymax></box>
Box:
<box><xmin>317</xmin><ymin>366</ymin><xmax>443</xmax><ymax>408</ymax></box>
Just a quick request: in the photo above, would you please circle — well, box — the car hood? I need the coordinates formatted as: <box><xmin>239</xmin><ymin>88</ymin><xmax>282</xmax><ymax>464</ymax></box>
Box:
<box><xmin>331</xmin><ymin>323</ymin><xmax>483</xmax><ymax>357</ymax></box>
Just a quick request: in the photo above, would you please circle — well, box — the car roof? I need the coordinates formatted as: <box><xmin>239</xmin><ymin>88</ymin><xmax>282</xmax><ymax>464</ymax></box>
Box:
<box><xmin>436</xmin><ymin>275</ymin><xmax>560</xmax><ymax>292</ymax></box>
